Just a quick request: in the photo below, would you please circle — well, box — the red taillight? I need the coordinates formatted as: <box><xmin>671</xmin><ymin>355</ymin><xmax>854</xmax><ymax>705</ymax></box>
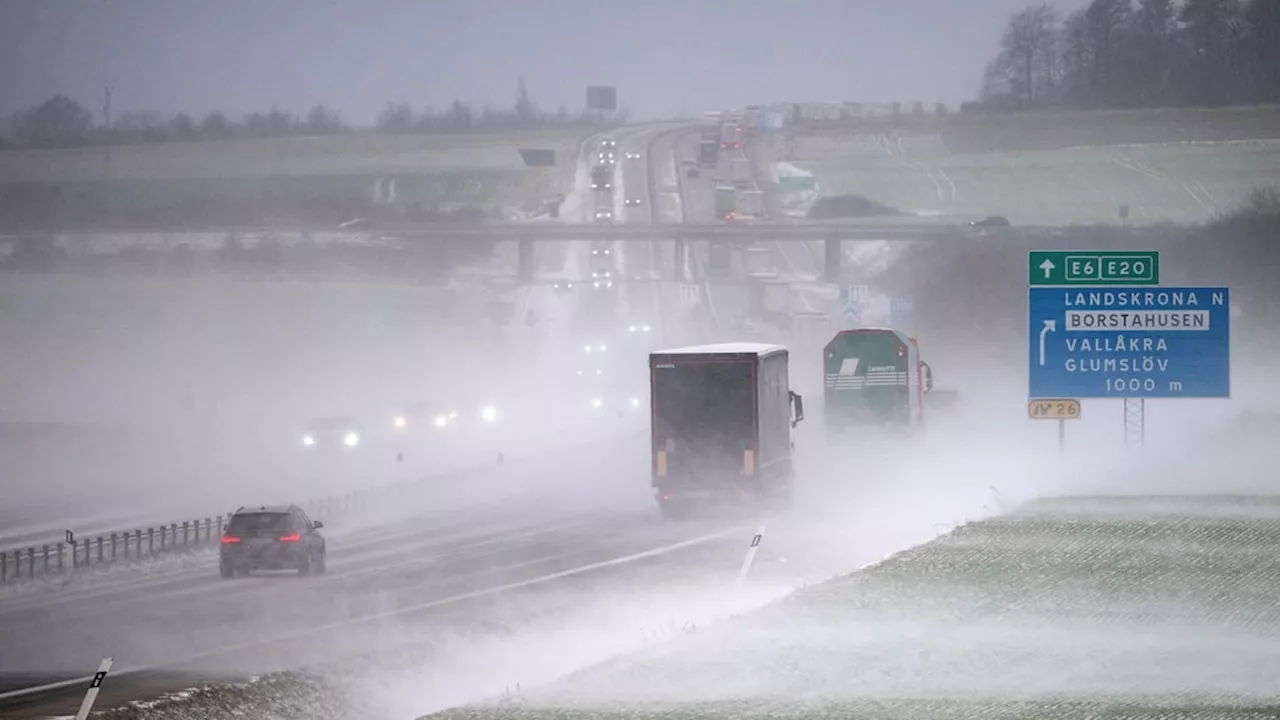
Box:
<box><xmin>279</xmin><ymin>532</ymin><xmax>301</xmax><ymax>542</ymax></box>
<box><xmin>221</xmin><ymin>536</ymin><xmax>240</xmax><ymax>544</ymax></box>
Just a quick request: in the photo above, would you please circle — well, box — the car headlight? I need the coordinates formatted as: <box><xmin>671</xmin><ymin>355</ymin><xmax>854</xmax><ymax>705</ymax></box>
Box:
<box><xmin>302</xmin><ymin>435</ymin><xmax>316</xmax><ymax>446</ymax></box>
<box><xmin>343</xmin><ymin>432</ymin><xmax>359</xmax><ymax>447</ymax></box>
<box><xmin>630</xmin><ymin>397</ymin><xmax>641</xmax><ymax>408</ymax></box>
<box><xmin>433</xmin><ymin>414</ymin><xmax>448</xmax><ymax>428</ymax></box>
<box><xmin>591</xmin><ymin>397</ymin><xmax>604</xmax><ymax>409</ymax></box>
<box><xmin>481</xmin><ymin>406</ymin><xmax>498</xmax><ymax>423</ymax></box>
<box><xmin>393</xmin><ymin>415</ymin><xmax>407</xmax><ymax>429</ymax></box>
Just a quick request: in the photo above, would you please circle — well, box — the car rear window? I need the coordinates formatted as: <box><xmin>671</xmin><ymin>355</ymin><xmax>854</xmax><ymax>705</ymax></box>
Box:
<box><xmin>227</xmin><ymin>512</ymin><xmax>293</xmax><ymax>534</ymax></box>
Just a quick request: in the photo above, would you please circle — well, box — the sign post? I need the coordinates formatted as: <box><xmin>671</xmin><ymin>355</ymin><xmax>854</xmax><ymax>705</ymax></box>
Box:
<box><xmin>1028</xmin><ymin>250</ymin><xmax>1230</xmax><ymax>449</ymax></box>
<box><xmin>1028</xmin><ymin>399</ymin><xmax>1080</xmax><ymax>454</ymax></box>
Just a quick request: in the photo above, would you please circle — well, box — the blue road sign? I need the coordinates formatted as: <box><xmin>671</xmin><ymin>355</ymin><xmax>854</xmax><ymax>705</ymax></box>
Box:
<box><xmin>1028</xmin><ymin>286</ymin><xmax>1230</xmax><ymax>399</ymax></box>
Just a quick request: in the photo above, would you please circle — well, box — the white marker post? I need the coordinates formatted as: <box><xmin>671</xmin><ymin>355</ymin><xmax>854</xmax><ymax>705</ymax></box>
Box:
<box><xmin>735</xmin><ymin>525</ymin><xmax>765</xmax><ymax>588</ymax></box>
<box><xmin>74</xmin><ymin>657</ymin><xmax>112</xmax><ymax>720</ymax></box>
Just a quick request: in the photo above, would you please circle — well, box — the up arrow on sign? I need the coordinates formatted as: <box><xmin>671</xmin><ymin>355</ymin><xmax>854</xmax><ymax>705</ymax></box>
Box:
<box><xmin>1039</xmin><ymin>258</ymin><xmax>1055</xmax><ymax>279</ymax></box>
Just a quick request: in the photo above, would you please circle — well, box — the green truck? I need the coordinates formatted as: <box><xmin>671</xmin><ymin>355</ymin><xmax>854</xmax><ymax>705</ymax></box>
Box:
<box><xmin>822</xmin><ymin>327</ymin><xmax>932</xmax><ymax>435</ymax></box>
<box><xmin>714</xmin><ymin>185</ymin><xmax>736</xmax><ymax>221</ymax></box>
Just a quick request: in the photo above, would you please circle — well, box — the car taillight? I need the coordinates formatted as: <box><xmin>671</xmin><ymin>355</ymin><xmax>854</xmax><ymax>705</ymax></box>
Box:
<box><xmin>221</xmin><ymin>536</ymin><xmax>240</xmax><ymax>544</ymax></box>
<box><xmin>279</xmin><ymin>532</ymin><xmax>301</xmax><ymax>542</ymax></box>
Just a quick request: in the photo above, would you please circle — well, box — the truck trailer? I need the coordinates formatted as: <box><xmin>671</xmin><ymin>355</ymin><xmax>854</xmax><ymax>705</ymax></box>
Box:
<box><xmin>715</xmin><ymin>185</ymin><xmax>737</xmax><ymax>221</ymax></box>
<box><xmin>649</xmin><ymin>343</ymin><xmax>804</xmax><ymax>520</ymax></box>
<box><xmin>698</xmin><ymin>139</ymin><xmax>720</xmax><ymax>167</ymax></box>
<box><xmin>822</xmin><ymin>327</ymin><xmax>931</xmax><ymax>436</ymax></box>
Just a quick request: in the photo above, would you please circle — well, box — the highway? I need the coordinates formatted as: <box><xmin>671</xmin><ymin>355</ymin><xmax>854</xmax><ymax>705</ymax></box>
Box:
<box><xmin>0</xmin><ymin>123</ymin><xmax>768</xmax><ymax>718</ymax></box>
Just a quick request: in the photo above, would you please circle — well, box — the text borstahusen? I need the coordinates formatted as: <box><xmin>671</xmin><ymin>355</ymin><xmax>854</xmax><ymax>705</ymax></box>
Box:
<box><xmin>1065</xmin><ymin>310</ymin><xmax>1209</xmax><ymax>331</ymax></box>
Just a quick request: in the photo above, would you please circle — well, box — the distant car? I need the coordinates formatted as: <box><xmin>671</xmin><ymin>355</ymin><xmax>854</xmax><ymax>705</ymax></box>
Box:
<box><xmin>553</xmin><ymin>281</ymin><xmax>575</xmax><ymax>295</ymax></box>
<box><xmin>582</xmin><ymin>342</ymin><xmax>608</xmax><ymax>353</ymax></box>
<box><xmin>598</xmin><ymin>152</ymin><xmax>616</xmax><ymax>165</ymax></box>
<box><xmin>628</xmin><ymin>323</ymin><xmax>652</xmax><ymax>334</ymax></box>
<box><xmin>600</xmin><ymin>138</ymin><xmax>618</xmax><ymax>150</ymax></box>
<box><xmin>300</xmin><ymin>416</ymin><xmax>362</xmax><ymax>451</ymax></box>
<box><xmin>393</xmin><ymin>402</ymin><xmax>456</xmax><ymax>431</ymax></box>
<box><xmin>970</xmin><ymin>215</ymin><xmax>1010</xmax><ymax>228</ymax></box>
<box><xmin>625</xmin><ymin>151</ymin><xmax>641</xmax><ymax>160</ymax></box>
<box><xmin>220</xmin><ymin>505</ymin><xmax>326</xmax><ymax>578</ymax></box>
<box><xmin>593</xmin><ymin>278</ymin><xmax>615</xmax><ymax>290</ymax></box>
<box><xmin>590</xmin><ymin>246</ymin><xmax>612</xmax><ymax>257</ymax></box>
<box><xmin>624</xmin><ymin>198</ymin><xmax>642</xmax><ymax>207</ymax></box>
<box><xmin>592</xmin><ymin>269</ymin><xmax>612</xmax><ymax>280</ymax></box>
<box><xmin>586</xmin><ymin>393</ymin><xmax>643</xmax><ymax>414</ymax></box>
<box><xmin>576</xmin><ymin>367</ymin><xmax>606</xmax><ymax>379</ymax></box>
<box><xmin>595</xmin><ymin>209</ymin><xmax>613</xmax><ymax>221</ymax></box>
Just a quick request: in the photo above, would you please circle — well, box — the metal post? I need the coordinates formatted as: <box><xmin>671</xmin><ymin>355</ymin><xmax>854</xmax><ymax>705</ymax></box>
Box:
<box><xmin>28</xmin><ymin>548</ymin><xmax>34</xmax><ymax>577</ymax></box>
<box><xmin>1124</xmin><ymin>398</ymin><xmax>1145</xmax><ymax>448</ymax></box>
<box><xmin>43</xmin><ymin>545</ymin><xmax>49</xmax><ymax>574</ymax></box>
<box><xmin>1058</xmin><ymin>419</ymin><xmax>1066</xmax><ymax>454</ymax></box>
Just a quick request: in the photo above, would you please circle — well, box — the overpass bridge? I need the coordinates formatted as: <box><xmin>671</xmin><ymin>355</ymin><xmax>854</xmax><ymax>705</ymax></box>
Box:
<box><xmin>4</xmin><ymin>220</ymin><xmax>1122</xmax><ymax>283</ymax></box>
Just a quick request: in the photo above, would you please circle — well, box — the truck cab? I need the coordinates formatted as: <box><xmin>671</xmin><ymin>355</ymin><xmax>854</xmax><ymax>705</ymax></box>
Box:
<box><xmin>822</xmin><ymin>327</ymin><xmax>927</xmax><ymax>438</ymax></box>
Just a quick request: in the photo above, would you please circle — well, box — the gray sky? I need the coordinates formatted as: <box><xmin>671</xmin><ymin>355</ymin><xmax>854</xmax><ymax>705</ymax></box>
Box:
<box><xmin>2</xmin><ymin>0</ymin><xmax>1090</xmax><ymax>125</ymax></box>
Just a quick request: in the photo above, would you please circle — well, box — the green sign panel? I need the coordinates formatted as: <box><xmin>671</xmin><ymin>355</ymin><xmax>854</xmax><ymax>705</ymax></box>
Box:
<box><xmin>1028</xmin><ymin>251</ymin><xmax>1160</xmax><ymax>286</ymax></box>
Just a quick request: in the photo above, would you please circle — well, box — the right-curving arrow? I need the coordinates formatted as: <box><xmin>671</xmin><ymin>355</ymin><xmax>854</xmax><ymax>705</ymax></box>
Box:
<box><xmin>1039</xmin><ymin>319</ymin><xmax>1057</xmax><ymax>366</ymax></box>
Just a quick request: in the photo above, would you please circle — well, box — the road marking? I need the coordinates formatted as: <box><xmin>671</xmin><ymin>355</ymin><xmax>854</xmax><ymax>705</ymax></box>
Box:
<box><xmin>0</xmin><ymin>524</ymin><xmax>746</xmax><ymax>702</ymax></box>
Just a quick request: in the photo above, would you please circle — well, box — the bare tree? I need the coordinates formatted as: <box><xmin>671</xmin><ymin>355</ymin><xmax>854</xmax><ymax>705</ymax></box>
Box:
<box><xmin>993</xmin><ymin>3</ymin><xmax>1061</xmax><ymax>108</ymax></box>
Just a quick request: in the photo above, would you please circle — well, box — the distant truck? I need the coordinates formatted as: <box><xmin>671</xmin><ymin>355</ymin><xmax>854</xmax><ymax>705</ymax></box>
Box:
<box><xmin>590</xmin><ymin>164</ymin><xmax>613</xmax><ymax>190</ymax></box>
<box><xmin>715</xmin><ymin>185</ymin><xmax>737</xmax><ymax>221</ymax></box>
<box><xmin>731</xmin><ymin>158</ymin><xmax>753</xmax><ymax>187</ymax></box>
<box><xmin>650</xmin><ymin>343</ymin><xmax>804</xmax><ymax>519</ymax></box>
<box><xmin>698</xmin><ymin>139</ymin><xmax>720</xmax><ymax>167</ymax></box>
<box><xmin>720</xmin><ymin>121</ymin><xmax>741</xmax><ymax>150</ymax></box>
<box><xmin>738</xmin><ymin>189</ymin><xmax>764</xmax><ymax>217</ymax></box>
<box><xmin>822</xmin><ymin>327</ymin><xmax>931</xmax><ymax>436</ymax></box>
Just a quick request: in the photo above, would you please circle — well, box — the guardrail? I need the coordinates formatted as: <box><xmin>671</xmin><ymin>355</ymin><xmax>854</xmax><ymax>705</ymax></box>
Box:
<box><xmin>0</xmin><ymin>460</ymin><xmax>502</xmax><ymax>586</ymax></box>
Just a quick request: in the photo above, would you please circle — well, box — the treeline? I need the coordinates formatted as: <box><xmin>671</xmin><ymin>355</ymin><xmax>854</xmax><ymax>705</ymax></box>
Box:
<box><xmin>978</xmin><ymin>0</ymin><xmax>1280</xmax><ymax>111</ymax></box>
<box><xmin>0</xmin><ymin>77</ymin><xmax>623</xmax><ymax>151</ymax></box>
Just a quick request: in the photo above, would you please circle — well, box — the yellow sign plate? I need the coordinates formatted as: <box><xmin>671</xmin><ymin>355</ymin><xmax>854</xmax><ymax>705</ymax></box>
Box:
<box><xmin>1028</xmin><ymin>398</ymin><xmax>1081</xmax><ymax>420</ymax></box>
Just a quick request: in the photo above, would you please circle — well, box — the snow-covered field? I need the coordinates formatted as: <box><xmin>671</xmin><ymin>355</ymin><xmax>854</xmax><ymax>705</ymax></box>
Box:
<box><xmin>0</xmin><ymin>130</ymin><xmax>593</xmax><ymax>183</ymax></box>
<box><xmin>790</xmin><ymin>134</ymin><xmax>1280</xmax><ymax>225</ymax></box>
<box><xmin>436</xmin><ymin>494</ymin><xmax>1280</xmax><ymax>718</ymax></box>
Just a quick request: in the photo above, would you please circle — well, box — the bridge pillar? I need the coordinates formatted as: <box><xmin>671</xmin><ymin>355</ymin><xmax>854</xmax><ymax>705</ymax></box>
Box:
<box><xmin>517</xmin><ymin>238</ymin><xmax>536</xmax><ymax>284</ymax></box>
<box><xmin>674</xmin><ymin>238</ymin><xmax>686</xmax><ymax>281</ymax></box>
<box><xmin>823</xmin><ymin>238</ymin><xmax>842</xmax><ymax>282</ymax></box>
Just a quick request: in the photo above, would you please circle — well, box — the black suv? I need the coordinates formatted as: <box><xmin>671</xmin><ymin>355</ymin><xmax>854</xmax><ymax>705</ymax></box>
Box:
<box><xmin>220</xmin><ymin>505</ymin><xmax>326</xmax><ymax>578</ymax></box>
